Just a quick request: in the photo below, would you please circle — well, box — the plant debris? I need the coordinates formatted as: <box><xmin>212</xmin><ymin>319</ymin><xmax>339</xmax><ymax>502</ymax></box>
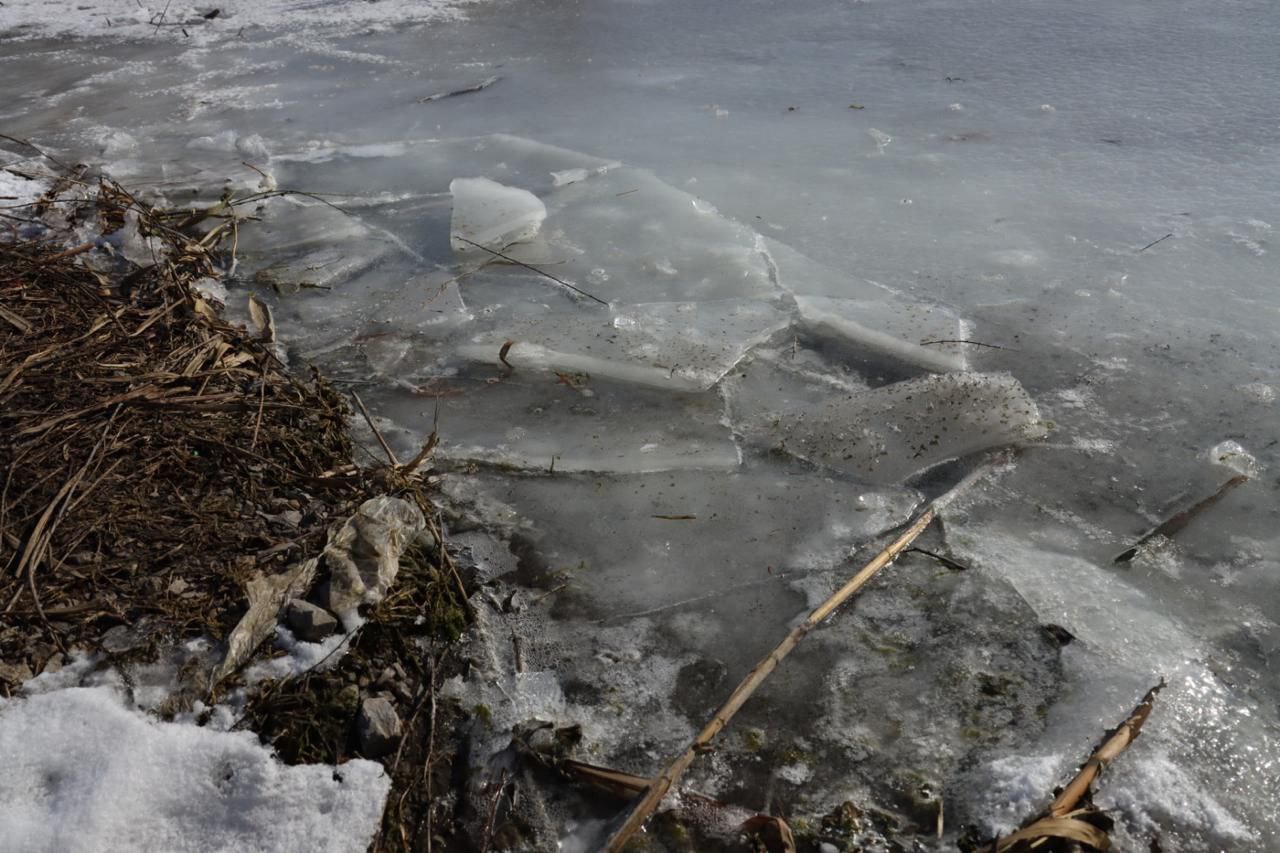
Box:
<box><xmin>0</xmin><ymin>166</ymin><xmax>474</xmax><ymax>851</ymax></box>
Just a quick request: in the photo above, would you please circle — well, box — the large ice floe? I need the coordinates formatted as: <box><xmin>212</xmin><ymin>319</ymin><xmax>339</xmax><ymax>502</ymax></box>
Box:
<box><xmin>3</xmin><ymin>115</ymin><xmax>1276</xmax><ymax>849</ymax></box>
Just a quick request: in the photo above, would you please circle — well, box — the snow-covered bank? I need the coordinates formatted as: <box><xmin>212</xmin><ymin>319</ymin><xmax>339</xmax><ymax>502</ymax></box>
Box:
<box><xmin>0</xmin><ymin>684</ymin><xmax>389</xmax><ymax>853</ymax></box>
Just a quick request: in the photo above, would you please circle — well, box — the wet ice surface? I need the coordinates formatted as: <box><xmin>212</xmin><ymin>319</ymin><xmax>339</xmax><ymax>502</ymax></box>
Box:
<box><xmin>4</xmin><ymin>0</ymin><xmax>1280</xmax><ymax>848</ymax></box>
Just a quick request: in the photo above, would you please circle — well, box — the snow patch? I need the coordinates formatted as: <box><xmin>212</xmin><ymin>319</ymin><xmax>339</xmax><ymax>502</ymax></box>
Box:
<box><xmin>0</xmin><ymin>685</ymin><xmax>389</xmax><ymax>853</ymax></box>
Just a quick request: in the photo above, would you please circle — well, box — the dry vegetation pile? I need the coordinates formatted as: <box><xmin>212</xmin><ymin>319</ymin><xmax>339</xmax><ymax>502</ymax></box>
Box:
<box><xmin>0</xmin><ymin>170</ymin><xmax>473</xmax><ymax>851</ymax></box>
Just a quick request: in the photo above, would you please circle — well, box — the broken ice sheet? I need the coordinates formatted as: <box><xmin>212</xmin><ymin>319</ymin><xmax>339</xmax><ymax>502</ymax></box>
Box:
<box><xmin>233</xmin><ymin>193</ymin><xmax>405</xmax><ymax>293</ymax></box>
<box><xmin>260</xmin><ymin>133</ymin><xmax>790</xmax><ymax>392</ymax></box>
<box><xmin>941</xmin><ymin>519</ymin><xmax>1280</xmax><ymax>847</ymax></box>
<box><xmin>732</xmin><ymin>371</ymin><xmax>1044</xmax><ymax>484</ymax></box>
<box><xmin>450</xmin><ymin>162</ymin><xmax>791</xmax><ymax>390</ymax></box>
<box><xmin>267</xmin><ymin>134</ymin><xmax>618</xmax><ymax>252</ymax></box>
<box><xmin>361</xmin><ymin>364</ymin><xmax>740</xmax><ymax>474</ymax></box>
<box><xmin>762</xmin><ymin>236</ymin><xmax>971</xmax><ymax>373</ymax></box>
<box><xmin>759</xmin><ymin>552</ymin><xmax>1065</xmax><ymax>823</ymax></box>
<box><xmin>456</xmin><ymin>297</ymin><xmax>789</xmax><ymax>391</ymax></box>
<box><xmin>445</xmin><ymin>464</ymin><xmax>921</xmax><ymax>623</ymax></box>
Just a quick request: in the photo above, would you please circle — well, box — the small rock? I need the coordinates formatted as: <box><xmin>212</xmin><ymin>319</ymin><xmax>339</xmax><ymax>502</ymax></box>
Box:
<box><xmin>285</xmin><ymin>598</ymin><xmax>338</xmax><ymax>643</ymax></box>
<box><xmin>100</xmin><ymin>624</ymin><xmax>146</xmax><ymax>654</ymax></box>
<box><xmin>168</xmin><ymin>577</ymin><xmax>190</xmax><ymax>595</ymax></box>
<box><xmin>357</xmin><ymin>696</ymin><xmax>402</xmax><ymax>758</ymax></box>
<box><xmin>0</xmin><ymin>660</ymin><xmax>34</xmax><ymax>686</ymax></box>
<box><xmin>279</xmin><ymin>509</ymin><xmax>303</xmax><ymax>527</ymax></box>
<box><xmin>40</xmin><ymin>652</ymin><xmax>65</xmax><ymax>675</ymax></box>
<box><xmin>337</xmin><ymin>684</ymin><xmax>360</xmax><ymax>711</ymax></box>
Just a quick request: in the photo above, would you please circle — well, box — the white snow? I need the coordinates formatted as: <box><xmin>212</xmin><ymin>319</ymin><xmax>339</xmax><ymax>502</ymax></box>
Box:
<box><xmin>0</xmin><ymin>168</ymin><xmax>46</xmax><ymax>207</ymax></box>
<box><xmin>0</xmin><ymin>686</ymin><xmax>389</xmax><ymax>853</ymax></box>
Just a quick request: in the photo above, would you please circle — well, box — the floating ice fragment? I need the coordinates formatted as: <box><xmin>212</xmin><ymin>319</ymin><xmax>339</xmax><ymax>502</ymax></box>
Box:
<box><xmin>1208</xmin><ymin>440</ymin><xmax>1260</xmax><ymax>477</ymax></box>
<box><xmin>1236</xmin><ymin>381</ymin><xmax>1275</xmax><ymax>404</ymax></box>
<box><xmin>449</xmin><ymin>176</ymin><xmax>546</xmax><ymax>252</ymax></box>
<box><xmin>551</xmin><ymin>168</ymin><xmax>590</xmax><ymax>187</ymax></box>
<box><xmin>0</xmin><ymin>168</ymin><xmax>48</xmax><ymax>207</ymax></box>
<box><xmin>452</xmin><ymin>468</ymin><xmax>921</xmax><ymax>620</ymax></box>
<box><xmin>868</xmin><ymin>128</ymin><xmax>892</xmax><ymax>153</ymax></box>
<box><xmin>459</xmin><ymin>296</ymin><xmax>787</xmax><ymax>391</ymax></box>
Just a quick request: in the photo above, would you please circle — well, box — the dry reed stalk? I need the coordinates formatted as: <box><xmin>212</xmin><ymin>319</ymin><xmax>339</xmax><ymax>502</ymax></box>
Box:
<box><xmin>982</xmin><ymin>680</ymin><xmax>1165</xmax><ymax>852</ymax></box>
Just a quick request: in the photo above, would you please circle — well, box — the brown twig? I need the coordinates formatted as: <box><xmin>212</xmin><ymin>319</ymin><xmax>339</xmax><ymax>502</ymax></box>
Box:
<box><xmin>351</xmin><ymin>390</ymin><xmax>400</xmax><ymax>467</ymax></box>
<box><xmin>601</xmin><ymin>507</ymin><xmax>937</xmax><ymax>848</ymax></box>
<box><xmin>1115</xmin><ymin>475</ymin><xmax>1248</xmax><ymax>563</ymax></box>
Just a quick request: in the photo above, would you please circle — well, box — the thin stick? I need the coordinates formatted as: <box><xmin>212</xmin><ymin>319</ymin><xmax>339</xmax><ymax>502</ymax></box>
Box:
<box><xmin>1114</xmin><ymin>475</ymin><xmax>1247</xmax><ymax>563</ymax></box>
<box><xmin>919</xmin><ymin>339</ymin><xmax>1010</xmax><ymax>351</ymax></box>
<box><xmin>351</xmin><ymin>391</ymin><xmax>400</xmax><ymax>467</ymax></box>
<box><xmin>601</xmin><ymin>518</ymin><xmax>929</xmax><ymax>848</ymax></box>
<box><xmin>250</xmin><ymin>364</ymin><xmax>268</xmax><ymax>450</ymax></box>
<box><xmin>601</xmin><ymin>458</ymin><xmax>1004</xmax><ymax>851</ymax></box>
<box><xmin>422</xmin><ymin>652</ymin><xmax>441</xmax><ymax>853</ymax></box>
<box><xmin>478</xmin><ymin>769</ymin><xmax>509</xmax><ymax>853</ymax></box>
<box><xmin>41</xmin><ymin>241</ymin><xmax>96</xmax><ymax>263</ymax></box>
<box><xmin>452</xmin><ymin>237</ymin><xmax>608</xmax><ymax>306</ymax></box>
<box><xmin>418</xmin><ymin>75</ymin><xmax>501</xmax><ymax>103</ymax></box>
<box><xmin>1137</xmin><ymin>233</ymin><xmax>1173</xmax><ymax>253</ymax></box>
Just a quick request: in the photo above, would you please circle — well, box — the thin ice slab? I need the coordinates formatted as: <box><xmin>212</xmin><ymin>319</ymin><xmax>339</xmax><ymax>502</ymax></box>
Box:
<box><xmin>732</xmin><ymin>371</ymin><xmax>1045</xmax><ymax>483</ymax></box>
<box><xmin>363</xmin><ymin>366</ymin><xmax>741</xmax><ymax>474</ymax></box>
<box><xmin>443</xmin><ymin>464</ymin><xmax>921</xmax><ymax>621</ymax></box>
<box><xmin>763</xmin><ymin>237</ymin><xmax>970</xmax><ymax>373</ymax></box>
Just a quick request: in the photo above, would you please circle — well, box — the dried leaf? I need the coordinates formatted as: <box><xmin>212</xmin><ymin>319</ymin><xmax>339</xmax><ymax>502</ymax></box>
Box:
<box><xmin>247</xmin><ymin>292</ymin><xmax>275</xmax><ymax>342</ymax></box>
<box><xmin>995</xmin><ymin>815</ymin><xmax>1110</xmax><ymax>851</ymax></box>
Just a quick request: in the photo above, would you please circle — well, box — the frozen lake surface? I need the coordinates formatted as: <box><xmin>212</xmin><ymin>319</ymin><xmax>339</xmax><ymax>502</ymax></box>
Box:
<box><xmin>3</xmin><ymin>0</ymin><xmax>1278</xmax><ymax>849</ymax></box>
